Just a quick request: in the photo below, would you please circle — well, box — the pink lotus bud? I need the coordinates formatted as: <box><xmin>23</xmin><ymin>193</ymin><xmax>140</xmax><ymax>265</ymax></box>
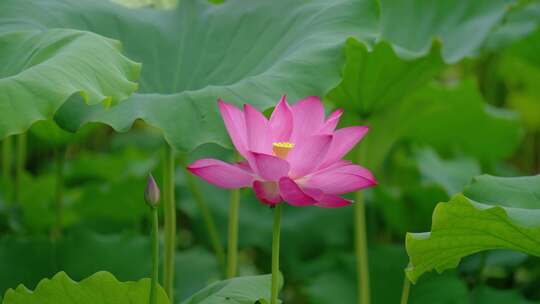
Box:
<box><xmin>144</xmin><ymin>173</ymin><xmax>160</xmax><ymax>207</ymax></box>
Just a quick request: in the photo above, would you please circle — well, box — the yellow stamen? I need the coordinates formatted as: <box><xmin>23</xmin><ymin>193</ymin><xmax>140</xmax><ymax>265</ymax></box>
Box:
<box><xmin>272</xmin><ymin>142</ymin><xmax>294</xmax><ymax>159</ymax></box>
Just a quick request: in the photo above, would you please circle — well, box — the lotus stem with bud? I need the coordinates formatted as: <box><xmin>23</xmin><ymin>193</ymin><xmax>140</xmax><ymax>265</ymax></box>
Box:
<box><xmin>145</xmin><ymin>173</ymin><xmax>161</xmax><ymax>304</ymax></box>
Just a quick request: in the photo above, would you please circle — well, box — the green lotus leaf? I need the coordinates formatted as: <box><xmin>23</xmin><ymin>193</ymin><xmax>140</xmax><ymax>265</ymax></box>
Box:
<box><xmin>0</xmin><ymin>29</ymin><xmax>140</xmax><ymax>139</ymax></box>
<box><xmin>0</xmin><ymin>0</ymin><xmax>378</xmax><ymax>151</ymax></box>
<box><xmin>327</xmin><ymin>39</ymin><xmax>444</xmax><ymax>116</ymax></box>
<box><xmin>181</xmin><ymin>274</ymin><xmax>280</xmax><ymax>304</ymax></box>
<box><xmin>406</xmin><ymin>175</ymin><xmax>540</xmax><ymax>283</ymax></box>
<box><xmin>415</xmin><ymin>148</ymin><xmax>481</xmax><ymax>196</ymax></box>
<box><xmin>2</xmin><ymin>271</ymin><xmax>168</xmax><ymax>304</ymax></box>
<box><xmin>0</xmin><ymin>0</ymin><xmax>518</xmax><ymax>152</ymax></box>
<box><xmin>0</xmin><ymin>231</ymin><xmax>220</xmax><ymax>302</ymax></box>
<box><xmin>464</xmin><ymin>174</ymin><xmax>540</xmax><ymax>209</ymax></box>
<box><xmin>361</xmin><ymin>80</ymin><xmax>522</xmax><ymax>170</ymax></box>
<box><xmin>378</xmin><ymin>0</ymin><xmax>514</xmax><ymax>63</ymax></box>
<box><xmin>483</xmin><ymin>1</ymin><xmax>540</xmax><ymax>50</ymax></box>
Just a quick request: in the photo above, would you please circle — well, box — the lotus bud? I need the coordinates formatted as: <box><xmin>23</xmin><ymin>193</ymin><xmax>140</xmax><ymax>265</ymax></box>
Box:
<box><xmin>145</xmin><ymin>173</ymin><xmax>160</xmax><ymax>207</ymax></box>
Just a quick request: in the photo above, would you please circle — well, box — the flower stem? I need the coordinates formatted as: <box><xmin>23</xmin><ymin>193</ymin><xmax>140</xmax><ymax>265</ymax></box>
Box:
<box><xmin>51</xmin><ymin>147</ymin><xmax>66</xmax><ymax>239</ymax></box>
<box><xmin>355</xmin><ymin>143</ymin><xmax>370</xmax><ymax>304</ymax></box>
<box><xmin>149</xmin><ymin>207</ymin><xmax>159</xmax><ymax>304</ymax></box>
<box><xmin>400</xmin><ymin>276</ymin><xmax>410</xmax><ymax>304</ymax></box>
<box><xmin>14</xmin><ymin>133</ymin><xmax>26</xmax><ymax>204</ymax></box>
<box><xmin>271</xmin><ymin>204</ymin><xmax>282</xmax><ymax>304</ymax></box>
<box><xmin>533</xmin><ymin>131</ymin><xmax>539</xmax><ymax>174</ymax></box>
<box><xmin>180</xmin><ymin>154</ymin><xmax>226</xmax><ymax>275</ymax></box>
<box><xmin>226</xmin><ymin>187</ymin><xmax>240</xmax><ymax>278</ymax></box>
<box><xmin>2</xmin><ymin>136</ymin><xmax>12</xmax><ymax>181</ymax></box>
<box><xmin>354</xmin><ymin>190</ymin><xmax>370</xmax><ymax>304</ymax></box>
<box><xmin>162</xmin><ymin>144</ymin><xmax>176</xmax><ymax>302</ymax></box>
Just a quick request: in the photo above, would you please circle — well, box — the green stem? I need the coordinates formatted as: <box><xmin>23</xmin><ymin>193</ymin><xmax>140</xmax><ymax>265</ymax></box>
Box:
<box><xmin>400</xmin><ymin>276</ymin><xmax>410</xmax><ymax>304</ymax></box>
<box><xmin>162</xmin><ymin>145</ymin><xmax>176</xmax><ymax>302</ymax></box>
<box><xmin>14</xmin><ymin>133</ymin><xmax>26</xmax><ymax>204</ymax></box>
<box><xmin>226</xmin><ymin>187</ymin><xmax>240</xmax><ymax>278</ymax></box>
<box><xmin>354</xmin><ymin>191</ymin><xmax>370</xmax><ymax>304</ymax></box>
<box><xmin>51</xmin><ymin>147</ymin><xmax>66</xmax><ymax>239</ymax></box>
<box><xmin>271</xmin><ymin>204</ymin><xmax>282</xmax><ymax>304</ymax></box>
<box><xmin>2</xmin><ymin>136</ymin><xmax>12</xmax><ymax>180</ymax></box>
<box><xmin>355</xmin><ymin>145</ymin><xmax>370</xmax><ymax>304</ymax></box>
<box><xmin>180</xmin><ymin>154</ymin><xmax>226</xmax><ymax>274</ymax></box>
<box><xmin>149</xmin><ymin>207</ymin><xmax>159</xmax><ymax>304</ymax></box>
<box><xmin>533</xmin><ymin>131</ymin><xmax>539</xmax><ymax>174</ymax></box>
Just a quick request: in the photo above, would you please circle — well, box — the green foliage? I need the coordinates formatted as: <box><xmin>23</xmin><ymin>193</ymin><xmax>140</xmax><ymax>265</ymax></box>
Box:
<box><xmin>0</xmin><ymin>0</ymin><xmax>519</xmax><ymax>152</ymax></box>
<box><xmin>181</xmin><ymin>274</ymin><xmax>280</xmax><ymax>304</ymax></box>
<box><xmin>1</xmin><ymin>0</ymin><xmax>540</xmax><ymax>303</ymax></box>
<box><xmin>415</xmin><ymin>148</ymin><xmax>481</xmax><ymax>195</ymax></box>
<box><xmin>2</xmin><ymin>271</ymin><xmax>169</xmax><ymax>304</ymax></box>
<box><xmin>0</xmin><ymin>29</ymin><xmax>140</xmax><ymax>139</ymax></box>
<box><xmin>29</xmin><ymin>121</ymin><xmax>96</xmax><ymax>148</ymax></box>
<box><xmin>0</xmin><ymin>231</ymin><xmax>220</xmax><ymax>302</ymax></box>
<box><xmin>0</xmin><ymin>0</ymin><xmax>381</xmax><ymax>152</ymax></box>
<box><xmin>471</xmin><ymin>285</ymin><xmax>535</xmax><ymax>304</ymax></box>
<box><xmin>378</xmin><ymin>0</ymin><xmax>514</xmax><ymax>62</ymax></box>
<box><xmin>361</xmin><ymin>80</ymin><xmax>522</xmax><ymax>171</ymax></box>
<box><xmin>327</xmin><ymin>40</ymin><xmax>444</xmax><ymax>116</ymax></box>
<box><xmin>406</xmin><ymin>175</ymin><xmax>540</xmax><ymax>283</ymax></box>
<box><xmin>464</xmin><ymin>175</ymin><xmax>540</xmax><ymax>208</ymax></box>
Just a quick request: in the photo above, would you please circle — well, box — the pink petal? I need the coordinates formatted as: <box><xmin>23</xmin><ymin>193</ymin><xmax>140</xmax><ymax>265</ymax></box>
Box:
<box><xmin>234</xmin><ymin>160</ymin><xmax>253</xmax><ymax>173</ymax></box>
<box><xmin>218</xmin><ymin>99</ymin><xmax>248</xmax><ymax>157</ymax></box>
<box><xmin>318</xmin><ymin>108</ymin><xmax>344</xmax><ymax>134</ymax></box>
<box><xmin>278</xmin><ymin>177</ymin><xmax>317</xmax><ymax>206</ymax></box>
<box><xmin>253</xmin><ymin>181</ymin><xmax>281</xmax><ymax>205</ymax></box>
<box><xmin>290</xmin><ymin>96</ymin><xmax>325</xmax><ymax>142</ymax></box>
<box><xmin>287</xmin><ymin>134</ymin><xmax>333</xmax><ymax>178</ymax></box>
<box><xmin>320</xmin><ymin>126</ymin><xmax>369</xmax><ymax>168</ymax></box>
<box><xmin>249</xmin><ymin>152</ymin><xmax>290</xmax><ymax>181</ymax></box>
<box><xmin>315</xmin><ymin>194</ymin><xmax>352</xmax><ymax>208</ymax></box>
<box><xmin>244</xmin><ymin>104</ymin><xmax>271</xmax><ymax>154</ymax></box>
<box><xmin>304</xmin><ymin>164</ymin><xmax>376</xmax><ymax>194</ymax></box>
<box><xmin>187</xmin><ymin>159</ymin><xmax>253</xmax><ymax>189</ymax></box>
<box><xmin>269</xmin><ymin>96</ymin><xmax>293</xmax><ymax>142</ymax></box>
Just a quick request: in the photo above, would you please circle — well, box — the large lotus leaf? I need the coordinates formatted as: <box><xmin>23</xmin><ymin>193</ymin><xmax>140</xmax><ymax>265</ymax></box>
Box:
<box><xmin>181</xmin><ymin>274</ymin><xmax>280</xmax><ymax>304</ymax></box>
<box><xmin>0</xmin><ymin>231</ymin><xmax>219</xmax><ymax>302</ymax></box>
<box><xmin>0</xmin><ymin>29</ymin><xmax>140</xmax><ymax>139</ymax></box>
<box><xmin>327</xmin><ymin>39</ymin><xmax>444</xmax><ymax>116</ymax></box>
<box><xmin>2</xmin><ymin>271</ymin><xmax>169</xmax><ymax>304</ymax></box>
<box><xmin>0</xmin><ymin>0</ymin><xmax>378</xmax><ymax>151</ymax></box>
<box><xmin>415</xmin><ymin>148</ymin><xmax>481</xmax><ymax>196</ymax></box>
<box><xmin>0</xmin><ymin>0</ymin><xmax>518</xmax><ymax>152</ymax></box>
<box><xmin>326</xmin><ymin>0</ymin><xmax>520</xmax><ymax>172</ymax></box>
<box><xmin>361</xmin><ymin>80</ymin><xmax>522</xmax><ymax>170</ymax></box>
<box><xmin>405</xmin><ymin>175</ymin><xmax>540</xmax><ymax>283</ymax></box>
<box><xmin>29</xmin><ymin>120</ymin><xmax>97</xmax><ymax>148</ymax></box>
<box><xmin>379</xmin><ymin>0</ymin><xmax>514</xmax><ymax>63</ymax></box>
<box><xmin>464</xmin><ymin>174</ymin><xmax>540</xmax><ymax>209</ymax></box>
<box><xmin>483</xmin><ymin>2</ymin><xmax>540</xmax><ymax>50</ymax></box>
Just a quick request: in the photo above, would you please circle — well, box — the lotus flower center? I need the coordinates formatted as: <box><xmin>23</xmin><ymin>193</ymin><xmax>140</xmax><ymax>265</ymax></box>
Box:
<box><xmin>272</xmin><ymin>142</ymin><xmax>294</xmax><ymax>159</ymax></box>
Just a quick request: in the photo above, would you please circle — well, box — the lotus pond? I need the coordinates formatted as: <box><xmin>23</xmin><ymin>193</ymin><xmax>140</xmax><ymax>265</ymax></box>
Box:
<box><xmin>1</xmin><ymin>0</ymin><xmax>540</xmax><ymax>303</ymax></box>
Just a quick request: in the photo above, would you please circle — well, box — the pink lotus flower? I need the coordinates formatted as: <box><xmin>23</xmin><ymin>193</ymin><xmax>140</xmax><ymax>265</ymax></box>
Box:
<box><xmin>187</xmin><ymin>96</ymin><xmax>376</xmax><ymax>208</ymax></box>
